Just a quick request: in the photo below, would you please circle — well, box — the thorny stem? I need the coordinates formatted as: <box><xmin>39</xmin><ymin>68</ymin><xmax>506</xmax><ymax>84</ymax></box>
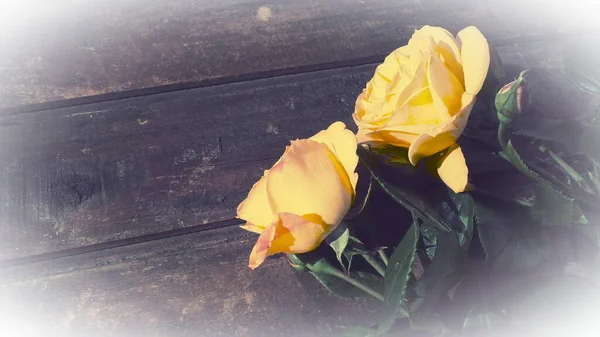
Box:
<box><xmin>362</xmin><ymin>252</ymin><xmax>386</xmax><ymax>278</ymax></box>
<box><xmin>326</xmin><ymin>266</ymin><xmax>384</xmax><ymax>301</ymax></box>
<box><xmin>378</xmin><ymin>249</ymin><xmax>389</xmax><ymax>266</ymax></box>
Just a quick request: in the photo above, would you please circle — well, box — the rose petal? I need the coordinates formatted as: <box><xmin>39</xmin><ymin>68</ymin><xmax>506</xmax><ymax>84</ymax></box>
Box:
<box><xmin>236</xmin><ymin>172</ymin><xmax>275</xmax><ymax>229</ymax></box>
<box><xmin>435</xmin><ymin>144</ymin><xmax>469</xmax><ymax>193</ymax></box>
<box><xmin>361</xmin><ymin>129</ymin><xmax>418</xmax><ymax>148</ymax></box>
<box><xmin>310</xmin><ymin>122</ymin><xmax>359</xmax><ymax>191</ymax></box>
<box><xmin>378</xmin><ymin>87</ymin><xmax>439</xmax><ymax>134</ymax></box>
<box><xmin>407</xmin><ymin>93</ymin><xmax>475</xmax><ymax>164</ymax></box>
<box><xmin>266</xmin><ymin>139</ymin><xmax>353</xmax><ymax>226</ymax></box>
<box><xmin>417</xmin><ymin>26</ymin><xmax>464</xmax><ymax>85</ymax></box>
<box><xmin>240</xmin><ymin>224</ymin><xmax>265</xmax><ymax>234</ymax></box>
<box><xmin>457</xmin><ymin>26</ymin><xmax>490</xmax><ymax>95</ymax></box>
<box><xmin>416</xmin><ymin>26</ymin><xmax>461</xmax><ymax>58</ymax></box>
<box><xmin>428</xmin><ymin>52</ymin><xmax>464</xmax><ymax>119</ymax></box>
<box><xmin>248</xmin><ymin>213</ymin><xmax>328</xmax><ymax>269</ymax></box>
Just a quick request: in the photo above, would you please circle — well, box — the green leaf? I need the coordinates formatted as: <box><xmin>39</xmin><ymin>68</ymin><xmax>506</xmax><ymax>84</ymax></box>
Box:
<box><xmin>515</xmin><ymin>121</ymin><xmax>600</xmax><ymax>165</ymax></box>
<box><xmin>338</xmin><ymin>327</ymin><xmax>376</xmax><ymax>337</ymax></box>
<box><xmin>345</xmin><ymin>173</ymin><xmax>373</xmax><ymax>219</ymax></box>
<box><xmin>503</xmin><ymin>139</ymin><xmax>573</xmax><ymax>204</ymax></box>
<box><xmin>531</xmin><ymin>182</ymin><xmax>575</xmax><ymax>226</ymax></box>
<box><xmin>419</xmin><ymin>223</ymin><xmax>438</xmax><ymax>260</ymax></box>
<box><xmin>503</xmin><ymin>140</ymin><xmax>541</xmax><ymax>180</ymax></box>
<box><xmin>474</xmin><ymin>196</ymin><xmax>553</xmax><ymax>271</ymax></box>
<box><xmin>513</xmin><ymin>119</ymin><xmax>584</xmax><ymax>153</ymax></box>
<box><xmin>411</xmin><ymin>231</ymin><xmax>465</xmax><ymax>314</ymax></box>
<box><xmin>371</xmin><ymin>172</ymin><xmax>451</xmax><ymax>232</ymax></box>
<box><xmin>369</xmin><ymin>145</ymin><xmax>411</xmax><ymax>165</ymax></box>
<box><xmin>444</xmin><ymin>192</ymin><xmax>475</xmax><ymax>251</ymax></box>
<box><xmin>378</xmin><ymin>222</ymin><xmax>419</xmax><ymax>334</ymax></box>
<box><xmin>328</xmin><ymin>225</ymin><xmax>350</xmax><ymax>270</ymax></box>
<box><xmin>357</xmin><ymin>146</ymin><xmax>451</xmax><ymax>232</ymax></box>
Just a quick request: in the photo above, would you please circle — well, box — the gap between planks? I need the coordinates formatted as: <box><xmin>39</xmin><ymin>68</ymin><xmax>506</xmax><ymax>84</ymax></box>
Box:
<box><xmin>0</xmin><ymin>33</ymin><xmax>590</xmax><ymax>268</ymax></box>
<box><xmin>0</xmin><ymin>217</ymin><xmax>245</xmax><ymax>269</ymax></box>
<box><xmin>0</xmin><ymin>30</ymin><xmax>590</xmax><ymax>117</ymax></box>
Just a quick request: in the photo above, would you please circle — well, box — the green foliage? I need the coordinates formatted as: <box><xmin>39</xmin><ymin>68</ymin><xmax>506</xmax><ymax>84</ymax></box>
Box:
<box><xmin>378</xmin><ymin>222</ymin><xmax>419</xmax><ymax>335</ymax></box>
<box><xmin>369</xmin><ymin>145</ymin><xmax>411</xmax><ymax>165</ymax></box>
<box><xmin>474</xmin><ymin>196</ymin><xmax>553</xmax><ymax>271</ymax></box>
<box><xmin>411</xmin><ymin>231</ymin><xmax>465</xmax><ymax>314</ymax></box>
<box><xmin>531</xmin><ymin>183</ymin><xmax>576</xmax><ymax>226</ymax></box>
<box><xmin>310</xmin><ymin>269</ymin><xmax>384</xmax><ymax>300</ymax></box>
<box><xmin>327</xmin><ymin>222</ymin><xmax>351</xmax><ymax>270</ymax></box>
<box><xmin>291</xmin><ymin>252</ymin><xmax>385</xmax><ymax>300</ymax></box>
<box><xmin>442</xmin><ymin>192</ymin><xmax>475</xmax><ymax>251</ymax></box>
<box><xmin>357</xmin><ymin>146</ymin><xmax>451</xmax><ymax>232</ymax></box>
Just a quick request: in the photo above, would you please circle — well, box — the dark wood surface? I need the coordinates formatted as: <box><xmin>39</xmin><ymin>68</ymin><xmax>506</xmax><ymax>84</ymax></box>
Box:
<box><xmin>0</xmin><ymin>39</ymin><xmax>581</xmax><ymax>262</ymax></box>
<box><xmin>1</xmin><ymin>1</ymin><xmax>597</xmax><ymax>336</ymax></box>
<box><xmin>0</xmin><ymin>225</ymin><xmax>379</xmax><ymax>337</ymax></box>
<box><xmin>0</xmin><ymin>0</ymin><xmax>594</xmax><ymax>111</ymax></box>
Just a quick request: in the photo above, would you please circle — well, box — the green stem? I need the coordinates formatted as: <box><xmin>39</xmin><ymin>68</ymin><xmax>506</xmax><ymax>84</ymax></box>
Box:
<box><xmin>378</xmin><ymin>249</ymin><xmax>389</xmax><ymax>266</ymax></box>
<box><xmin>498</xmin><ymin>122</ymin><xmax>511</xmax><ymax>151</ymax></box>
<box><xmin>362</xmin><ymin>253</ymin><xmax>386</xmax><ymax>278</ymax></box>
<box><xmin>326</xmin><ymin>267</ymin><xmax>384</xmax><ymax>302</ymax></box>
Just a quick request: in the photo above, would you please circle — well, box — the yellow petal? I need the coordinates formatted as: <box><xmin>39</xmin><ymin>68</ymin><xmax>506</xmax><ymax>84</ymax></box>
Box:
<box><xmin>417</xmin><ymin>26</ymin><xmax>464</xmax><ymax>86</ymax></box>
<box><xmin>457</xmin><ymin>26</ymin><xmax>490</xmax><ymax>95</ymax></box>
<box><xmin>240</xmin><ymin>224</ymin><xmax>265</xmax><ymax>234</ymax></box>
<box><xmin>266</xmin><ymin>139</ymin><xmax>353</xmax><ymax>226</ymax></box>
<box><xmin>375</xmin><ymin>50</ymin><xmax>402</xmax><ymax>83</ymax></box>
<box><xmin>435</xmin><ymin>144</ymin><xmax>469</xmax><ymax>193</ymax></box>
<box><xmin>407</xmin><ymin>93</ymin><xmax>475</xmax><ymax>165</ymax></box>
<box><xmin>236</xmin><ymin>173</ymin><xmax>275</xmax><ymax>229</ymax></box>
<box><xmin>309</xmin><ymin>122</ymin><xmax>359</xmax><ymax>191</ymax></box>
<box><xmin>427</xmin><ymin>52</ymin><xmax>464</xmax><ymax>119</ymax></box>
<box><xmin>355</xmin><ymin>128</ymin><xmax>410</xmax><ymax>148</ymax></box>
<box><xmin>418</xmin><ymin>26</ymin><xmax>461</xmax><ymax>61</ymax></box>
<box><xmin>363</xmin><ymin>129</ymin><xmax>417</xmax><ymax>148</ymax></box>
<box><xmin>248</xmin><ymin>213</ymin><xmax>328</xmax><ymax>269</ymax></box>
<box><xmin>388</xmin><ymin>55</ymin><xmax>429</xmax><ymax>112</ymax></box>
<box><xmin>381</xmin><ymin>87</ymin><xmax>438</xmax><ymax>131</ymax></box>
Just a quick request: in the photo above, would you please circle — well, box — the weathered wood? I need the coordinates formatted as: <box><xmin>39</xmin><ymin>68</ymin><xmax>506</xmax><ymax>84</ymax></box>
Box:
<box><xmin>0</xmin><ymin>64</ymin><xmax>370</xmax><ymax>261</ymax></box>
<box><xmin>0</xmin><ymin>39</ymin><xmax>588</xmax><ymax>261</ymax></box>
<box><xmin>0</xmin><ymin>225</ymin><xmax>379</xmax><ymax>337</ymax></box>
<box><xmin>0</xmin><ymin>0</ymin><xmax>594</xmax><ymax>110</ymax></box>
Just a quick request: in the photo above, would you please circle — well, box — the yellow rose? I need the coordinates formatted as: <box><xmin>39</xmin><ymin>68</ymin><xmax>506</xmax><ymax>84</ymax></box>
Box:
<box><xmin>353</xmin><ymin>26</ymin><xmax>490</xmax><ymax>193</ymax></box>
<box><xmin>237</xmin><ymin>122</ymin><xmax>358</xmax><ymax>269</ymax></box>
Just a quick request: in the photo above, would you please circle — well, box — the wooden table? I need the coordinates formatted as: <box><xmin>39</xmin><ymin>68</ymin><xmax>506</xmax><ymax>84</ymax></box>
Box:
<box><xmin>0</xmin><ymin>1</ymin><xmax>597</xmax><ymax>336</ymax></box>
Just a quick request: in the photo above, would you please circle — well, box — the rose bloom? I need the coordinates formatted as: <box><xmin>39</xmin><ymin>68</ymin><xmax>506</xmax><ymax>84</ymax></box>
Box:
<box><xmin>237</xmin><ymin>122</ymin><xmax>358</xmax><ymax>269</ymax></box>
<box><xmin>353</xmin><ymin>26</ymin><xmax>490</xmax><ymax>193</ymax></box>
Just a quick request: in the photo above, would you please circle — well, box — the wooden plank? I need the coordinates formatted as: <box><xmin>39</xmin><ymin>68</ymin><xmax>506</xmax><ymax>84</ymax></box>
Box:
<box><xmin>0</xmin><ymin>225</ymin><xmax>379</xmax><ymax>337</ymax></box>
<box><xmin>0</xmin><ymin>0</ymin><xmax>595</xmax><ymax>110</ymax></box>
<box><xmin>0</xmin><ymin>64</ymin><xmax>371</xmax><ymax>261</ymax></box>
<box><xmin>0</xmin><ymin>38</ymin><xmax>590</xmax><ymax>261</ymax></box>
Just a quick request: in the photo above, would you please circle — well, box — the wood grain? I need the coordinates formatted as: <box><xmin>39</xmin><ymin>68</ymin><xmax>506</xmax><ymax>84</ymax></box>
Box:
<box><xmin>0</xmin><ymin>0</ymin><xmax>595</xmax><ymax>110</ymax></box>
<box><xmin>0</xmin><ymin>39</ymin><xmax>591</xmax><ymax>262</ymax></box>
<box><xmin>0</xmin><ymin>225</ymin><xmax>379</xmax><ymax>337</ymax></box>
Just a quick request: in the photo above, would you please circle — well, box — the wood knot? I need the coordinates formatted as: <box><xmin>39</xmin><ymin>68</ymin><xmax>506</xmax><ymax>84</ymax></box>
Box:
<box><xmin>49</xmin><ymin>173</ymin><xmax>101</xmax><ymax>211</ymax></box>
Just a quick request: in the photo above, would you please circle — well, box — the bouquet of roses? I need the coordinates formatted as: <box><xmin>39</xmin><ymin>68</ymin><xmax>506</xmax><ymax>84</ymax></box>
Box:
<box><xmin>236</xmin><ymin>26</ymin><xmax>600</xmax><ymax>336</ymax></box>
